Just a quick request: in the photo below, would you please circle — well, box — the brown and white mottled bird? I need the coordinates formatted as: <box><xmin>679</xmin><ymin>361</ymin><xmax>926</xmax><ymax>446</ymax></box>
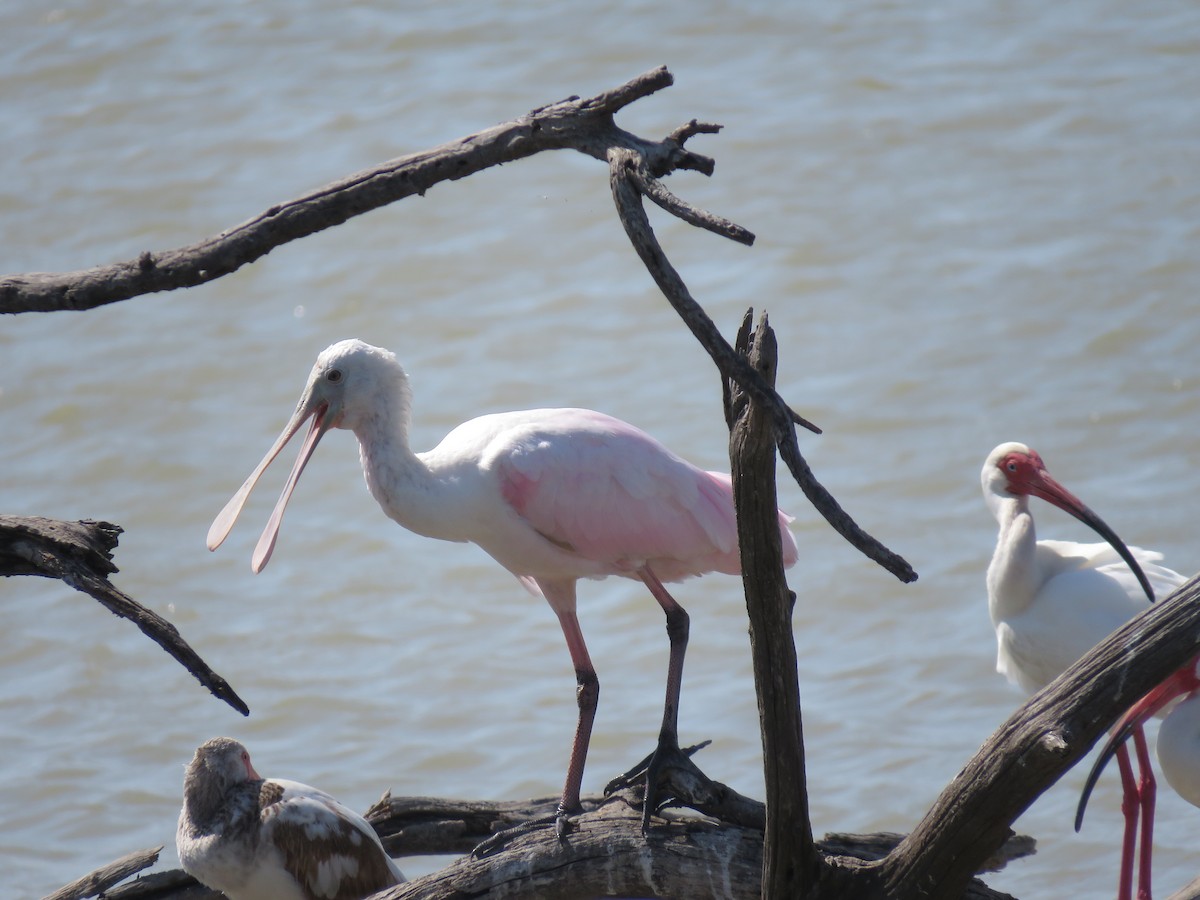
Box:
<box><xmin>176</xmin><ymin>737</ymin><xmax>404</xmax><ymax>900</ymax></box>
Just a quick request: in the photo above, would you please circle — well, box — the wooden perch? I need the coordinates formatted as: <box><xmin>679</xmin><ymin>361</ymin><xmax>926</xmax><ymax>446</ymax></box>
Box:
<box><xmin>1</xmin><ymin>515</ymin><xmax>248</xmax><ymax>716</ymax></box>
<box><xmin>44</xmin><ymin>846</ymin><xmax>163</xmax><ymax>900</ymax></box>
<box><xmin>78</xmin><ymin>792</ymin><xmax>1034</xmax><ymax>900</ymax></box>
<box><xmin>865</xmin><ymin>572</ymin><xmax>1200</xmax><ymax>898</ymax></box>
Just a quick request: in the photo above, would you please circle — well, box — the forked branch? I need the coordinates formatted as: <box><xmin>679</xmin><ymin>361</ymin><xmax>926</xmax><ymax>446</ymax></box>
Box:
<box><xmin>0</xmin><ymin>67</ymin><xmax>708</xmax><ymax>315</ymax></box>
<box><xmin>608</xmin><ymin>148</ymin><xmax>917</xmax><ymax>584</ymax></box>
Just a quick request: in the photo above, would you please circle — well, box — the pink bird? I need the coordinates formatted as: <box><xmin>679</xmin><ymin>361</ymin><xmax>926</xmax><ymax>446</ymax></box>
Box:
<box><xmin>981</xmin><ymin>442</ymin><xmax>1184</xmax><ymax>900</ymax></box>
<box><xmin>177</xmin><ymin>737</ymin><xmax>404</xmax><ymax>900</ymax></box>
<box><xmin>207</xmin><ymin>339</ymin><xmax>798</xmax><ymax>829</ymax></box>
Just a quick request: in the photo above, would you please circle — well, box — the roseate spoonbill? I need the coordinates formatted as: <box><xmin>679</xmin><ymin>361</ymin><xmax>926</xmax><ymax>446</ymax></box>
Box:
<box><xmin>177</xmin><ymin>737</ymin><xmax>404</xmax><ymax>900</ymax></box>
<box><xmin>1076</xmin><ymin>654</ymin><xmax>1197</xmax><ymax>900</ymax></box>
<box><xmin>208</xmin><ymin>339</ymin><xmax>799</xmax><ymax>830</ymax></box>
<box><xmin>981</xmin><ymin>441</ymin><xmax>1183</xmax><ymax>900</ymax></box>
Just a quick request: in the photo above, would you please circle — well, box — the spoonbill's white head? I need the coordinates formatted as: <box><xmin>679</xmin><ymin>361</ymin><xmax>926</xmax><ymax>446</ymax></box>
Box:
<box><xmin>207</xmin><ymin>339</ymin><xmax>410</xmax><ymax>572</ymax></box>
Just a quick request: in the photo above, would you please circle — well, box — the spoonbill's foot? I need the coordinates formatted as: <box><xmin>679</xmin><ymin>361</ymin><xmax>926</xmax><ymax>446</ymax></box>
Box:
<box><xmin>604</xmin><ymin>739</ymin><xmax>713</xmax><ymax>830</ymax></box>
<box><xmin>470</xmin><ymin>806</ymin><xmax>577</xmax><ymax>859</ymax></box>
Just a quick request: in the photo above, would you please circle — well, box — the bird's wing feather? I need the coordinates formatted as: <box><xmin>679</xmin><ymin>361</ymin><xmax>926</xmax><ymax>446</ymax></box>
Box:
<box><xmin>492</xmin><ymin>411</ymin><xmax>745</xmax><ymax>578</ymax></box>
<box><xmin>1037</xmin><ymin>540</ymin><xmax>1185</xmax><ymax>599</ymax></box>
<box><xmin>260</xmin><ymin>780</ymin><xmax>403</xmax><ymax>899</ymax></box>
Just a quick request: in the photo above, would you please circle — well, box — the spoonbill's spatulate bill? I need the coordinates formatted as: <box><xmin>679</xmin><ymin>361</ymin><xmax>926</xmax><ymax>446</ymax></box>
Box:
<box><xmin>209</xmin><ymin>339</ymin><xmax>799</xmax><ymax>827</ymax></box>
<box><xmin>981</xmin><ymin>441</ymin><xmax>1185</xmax><ymax>900</ymax></box>
<box><xmin>177</xmin><ymin>737</ymin><xmax>404</xmax><ymax>900</ymax></box>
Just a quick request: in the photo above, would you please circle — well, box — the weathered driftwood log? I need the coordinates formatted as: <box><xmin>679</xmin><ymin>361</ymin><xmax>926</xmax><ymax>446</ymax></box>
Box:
<box><xmin>1170</xmin><ymin>876</ymin><xmax>1200</xmax><ymax>900</ymax></box>
<box><xmin>44</xmin><ymin>846</ymin><xmax>163</xmax><ymax>900</ymax></box>
<box><xmin>857</xmin><ymin>572</ymin><xmax>1200</xmax><ymax>899</ymax></box>
<box><xmin>1</xmin><ymin>515</ymin><xmax>247</xmax><ymax>715</ymax></box>
<box><xmin>72</xmin><ymin>792</ymin><xmax>1034</xmax><ymax>900</ymax></box>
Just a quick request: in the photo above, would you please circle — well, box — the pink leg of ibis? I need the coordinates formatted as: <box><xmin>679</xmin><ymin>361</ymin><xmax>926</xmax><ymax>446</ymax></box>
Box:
<box><xmin>1115</xmin><ymin>741</ymin><xmax>1139</xmax><ymax>900</ymax></box>
<box><xmin>1131</xmin><ymin>724</ymin><xmax>1156</xmax><ymax>900</ymax></box>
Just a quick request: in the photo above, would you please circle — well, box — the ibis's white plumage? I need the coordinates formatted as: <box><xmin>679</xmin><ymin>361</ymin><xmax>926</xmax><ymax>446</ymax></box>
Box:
<box><xmin>981</xmin><ymin>441</ymin><xmax>1177</xmax><ymax>693</ymax></box>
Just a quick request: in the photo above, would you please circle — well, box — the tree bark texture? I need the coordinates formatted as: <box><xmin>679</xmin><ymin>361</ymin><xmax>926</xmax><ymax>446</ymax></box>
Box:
<box><xmin>726</xmin><ymin>311</ymin><xmax>818</xmax><ymax>897</ymax></box>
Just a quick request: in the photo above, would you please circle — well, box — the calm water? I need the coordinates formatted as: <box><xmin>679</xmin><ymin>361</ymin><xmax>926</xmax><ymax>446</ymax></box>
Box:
<box><xmin>2</xmin><ymin>2</ymin><xmax>1198</xmax><ymax>897</ymax></box>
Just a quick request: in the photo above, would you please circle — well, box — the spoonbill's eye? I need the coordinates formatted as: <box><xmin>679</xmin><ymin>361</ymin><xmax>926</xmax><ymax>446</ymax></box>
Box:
<box><xmin>327</xmin><ymin>368</ymin><xmax>343</xmax><ymax>384</ymax></box>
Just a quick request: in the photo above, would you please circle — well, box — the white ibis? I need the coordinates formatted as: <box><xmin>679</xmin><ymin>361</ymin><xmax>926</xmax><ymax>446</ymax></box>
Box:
<box><xmin>207</xmin><ymin>339</ymin><xmax>798</xmax><ymax>829</ymax></box>
<box><xmin>176</xmin><ymin>737</ymin><xmax>404</xmax><ymax>900</ymax></box>
<box><xmin>981</xmin><ymin>441</ymin><xmax>1184</xmax><ymax>900</ymax></box>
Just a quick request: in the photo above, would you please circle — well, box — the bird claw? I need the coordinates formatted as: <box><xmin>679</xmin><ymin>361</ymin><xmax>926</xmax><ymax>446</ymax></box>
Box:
<box><xmin>605</xmin><ymin>738</ymin><xmax>714</xmax><ymax>830</ymax></box>
<box><xmin>471</xmin><ymin>807</ymin><xmax>576</xmax><ymax>859</ymax></box>
<box><xmin>554</xmin><ymin>810</ymin><xmax>576</xmax><ymax>840</ymax></box>
<box><xmin>605</xmin><ymin>738</ymin><xmax>711</xmax><ymax>796</ymax></box>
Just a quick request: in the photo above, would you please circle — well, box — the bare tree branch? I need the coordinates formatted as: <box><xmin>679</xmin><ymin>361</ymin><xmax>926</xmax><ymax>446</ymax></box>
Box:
<box><xmin>0</xmin><ymin>67</ymin><xmax>714</xmax><ymax>315</ymax></box>
<box><xmin>726</xmin><ymin>310</ymin><xmax>818</xmax><ymax>895</ymax></box>
<box><xmin>1</xmin><ymin>516</ymin><xmax>248</xmax><ymax>716</ymax></box>
<box><xmin>607</xmin><ymin>147</ymin><xmax>917</xmax><ymax>586</ymax></box>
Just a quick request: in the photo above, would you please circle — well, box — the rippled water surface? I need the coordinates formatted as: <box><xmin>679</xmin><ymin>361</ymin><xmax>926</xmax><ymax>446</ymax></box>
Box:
<box><xmin>2</xmin><ymin>2</ymin><xmax>1199</xmax><ymax>897</ymax></box>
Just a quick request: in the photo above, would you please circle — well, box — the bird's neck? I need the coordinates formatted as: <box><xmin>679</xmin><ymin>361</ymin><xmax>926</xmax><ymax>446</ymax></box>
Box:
<box><xmin>349</xmin><ymin>394</ymin><xmax>462</xmax><ymax>542</ymax></box>
<box><xmin>986</xmin><ymin>495</ymin><xmax>1040</xmax><ymax>623</ymax></box>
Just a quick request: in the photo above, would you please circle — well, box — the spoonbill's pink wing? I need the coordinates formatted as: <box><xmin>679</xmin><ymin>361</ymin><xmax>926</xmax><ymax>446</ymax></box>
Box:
<box><xmin>495</xmin><ymin>410</ymin><xmax>795</xmax><ymax>581</ymax></box>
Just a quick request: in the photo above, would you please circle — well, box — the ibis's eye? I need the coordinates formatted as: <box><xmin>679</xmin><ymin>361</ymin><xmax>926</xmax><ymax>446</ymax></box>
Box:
<box><xmin>327</xmin><ymin>368</ymin><xmax>343</xmax><ymax>384</ymax></box>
